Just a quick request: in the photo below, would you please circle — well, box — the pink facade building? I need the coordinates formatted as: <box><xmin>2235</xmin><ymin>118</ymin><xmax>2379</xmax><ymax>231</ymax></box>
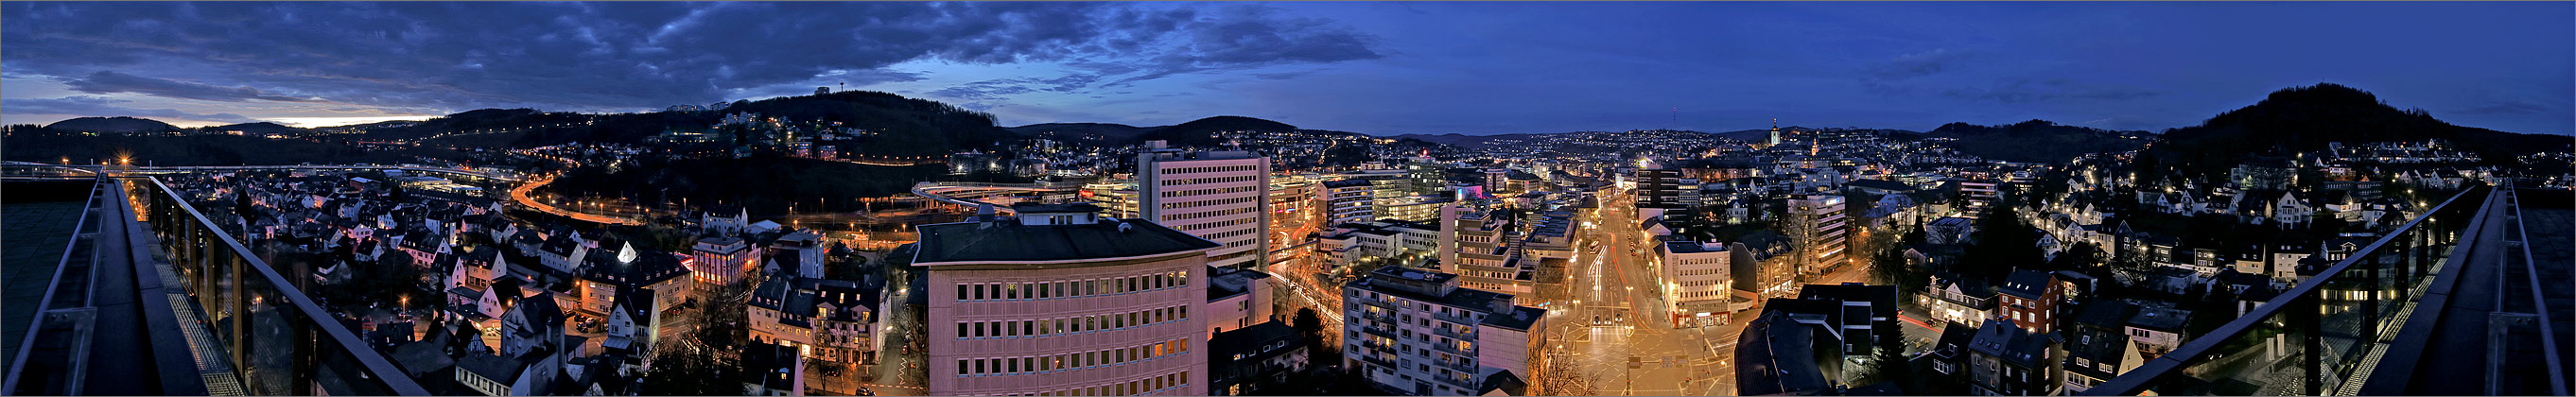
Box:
<box><xmin>922</xmin><ymin>203</ymin><xmax>1220</xmax><ymax>396</ymax></box>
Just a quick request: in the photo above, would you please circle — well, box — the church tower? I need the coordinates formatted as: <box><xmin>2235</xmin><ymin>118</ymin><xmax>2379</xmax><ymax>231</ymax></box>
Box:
<box><xmin>1767</xmin><ymin>118</ymin><xmax>1783</xmax><ymax>147</ymax></box>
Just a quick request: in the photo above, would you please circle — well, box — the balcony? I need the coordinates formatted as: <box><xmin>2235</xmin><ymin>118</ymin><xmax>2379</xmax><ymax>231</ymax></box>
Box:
<box><xmin>1431</xmin><ymin>311</ymin><xmax>1479</xmax><ymax>327</ymax></box>
<box><xmin>2085</xmin><ymin>183</ymin><xmax>2567</xmax><ymax>396</ymax></box>
<box><xmin>118</xmin><ymin>177</ymin><xmax>426</xmax><ymax>395</ymax></box>
<box><xmin>1430</xmin><ymin>342</ymin><xmax>1475</xmax><ymax>357</ymax></box>
<box><xmin>1359</xmin><ymin>324</ymin><xmax>1399</xmax><ymax>339</ymax></box>
<box><xmin>1356</xmin><ymin>354</ymin><xmax>1399</xmax><ymax>369</ymax></box>
<box><xmin>1432</xmin><ymin>325</ymin><xmax>1474</xmax><ymax>341</ymax></box>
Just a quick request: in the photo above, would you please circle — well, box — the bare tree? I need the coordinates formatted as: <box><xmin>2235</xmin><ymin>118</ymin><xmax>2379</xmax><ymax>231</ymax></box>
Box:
<box><xmin>1531</xmin><ymin>347</ymin><xmax>1594</xmax><ymax>396</ymax></box>
<box><xmin>1779</xmin><ymin>204</ymin><xmax>1823</xmax><ymax>284</ymax></box>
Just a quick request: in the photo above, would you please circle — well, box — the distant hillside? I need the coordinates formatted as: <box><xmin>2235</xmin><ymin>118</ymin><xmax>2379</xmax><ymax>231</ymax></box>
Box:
<box><xmin>2</xmin><ymin>125</ymin><xmax>469</xmax><ymax>166</ymax></box>
<box><xmin>541</xmin><ymin>153</ymin><xmax>1026</xmax><ymax>216</ymax></box>
<box><xmin>1009</xmin><ymin>115</ymin><xmax>1304</xmax><ymax>147</ymax></box>
<box><xmin>1006</xmin><ymin>123</ymin><xmax>1151</xmax><ymax>144</ymax></box>
<box><xmin>2139</xmin><ymin>83</ymin><xmax>2572</xmax><ymax>180</ymax></box>
<box><xmin>362</xmin><ymin>108</ymin><xmax>585</xmax><ymax>141</ymax></box>
<box><xmin>1923</xmin><ymin>120</ymin><xmax>2145</xmax><ymax>164</ymax></box>
<box><xmin>1707</xmin><ymin>126</ymin><xmax>1917</xmax><ymax>142</ymax></box>
<box><xmin>45</xmin><ymin>116</ymin><xmax>179</xmax><ymax>134</ymax></box>
<box><xmin>1134</xmin><ymin>115</ymin><xmax>1297</xmax><ymax>147</ymax></box>
<box><xmin>328</xmin><ymin>120</ymin><xmax>424</xmax><ymax>129</ymax></box>
<box><xmin>1393</xmin><ymin>126</ymin><xmax>1909</xmax><ymax>148</ymax></box>
<box><xmin>1386</xmin><ymin>133</ymin><xmax>1540</xmax><ymax>148</ymax></box>
<box><xmin>206</xmin><ymin>122</ymin><xmax>303</xmax><ymax>135</ymax></box>
<box><xmin>1709</xmin><ymin>128</ymin><xmax>1775</xmax><ymax>142</ymax></box>
<box><xmin>357</xmin><ymin>91</ymin><xmax>1014</xmax><ymax>155</ymax></box>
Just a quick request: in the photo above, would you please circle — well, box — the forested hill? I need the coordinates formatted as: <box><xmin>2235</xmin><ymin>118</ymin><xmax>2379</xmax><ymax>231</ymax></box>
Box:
<box><xmin>361</xmin><ymin>91</ymin><xmax>1015</xmax><ymax>156</ymax></box>
<box><xmin>1923</xmin><ymin>120</ymin><xmax>2147</xmax><ymax>164</ymax></box>
<box><xmin>1008</xmin><ymin>115</ymin><xmax>1332</xmax><ymax>147</ymax></box>
<box><xmin>2137</xmin><ymin>82</ymin><xmax>2572</xmax><ymax>180</ymax></box>
<box><xmin>44</xmin><ymin>116</ymin><xmax>180</xmax><ymax>134</ymax></box>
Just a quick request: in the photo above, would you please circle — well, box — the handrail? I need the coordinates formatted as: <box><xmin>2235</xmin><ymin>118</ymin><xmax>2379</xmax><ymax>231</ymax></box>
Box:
<box><xmin>2084</xmin><ymin>184</ymin><xmax>2488</xmax><ymax>395</ymax></box>
<box><xmin>1</xmin><ymin>177</ymin><xmax>100</xmax><ymax>394</ymax></box>
<box><xmin>133</xmin><ymin>176</ymin><xmax>429</xmax><ymax>395</ymax></box>
<box><xmin>2501</xmin><ymin>184</ymin><xmax>2568</xmax><ymax>394</ymax></box>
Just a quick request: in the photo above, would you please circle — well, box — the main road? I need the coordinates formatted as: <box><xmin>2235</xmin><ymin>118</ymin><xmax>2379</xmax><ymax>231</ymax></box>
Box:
<box><xmin>1537</xmin><ymin>186</ymin><xmax>1883</xmax><ymax>395</ymax></box>
<box><xmin>508</xmin><ymin>172</ymin><xmax>644</xmax><ymax>225</ymax></box>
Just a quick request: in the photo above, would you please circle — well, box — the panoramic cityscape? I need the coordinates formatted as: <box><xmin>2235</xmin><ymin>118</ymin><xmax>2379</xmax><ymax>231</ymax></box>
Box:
<box><xmin>2</xmin><ymin>2</ymin><xmax>2571</xmax><ymax>397</ymax></box>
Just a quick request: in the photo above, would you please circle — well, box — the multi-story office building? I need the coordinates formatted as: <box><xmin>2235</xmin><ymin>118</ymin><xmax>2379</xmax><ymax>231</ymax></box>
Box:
<box><xmin>1785</xmin><ymin>195</ymin><xmax>1849</xmax><ymax>279</ymax></box>
<box><xmin>1441</xmin><ymin>206</ymin><xmax>1529</xmax><ymax>294</ymax></box>
<box><xmin>1341</xmin><ymin>267</ymin><xmax>1545</xmax><ymax>396</ymax></box>
<box><xmin>1267</xmin><ymin>177</ymin><xmax>1319</xmax><ymax>264</ymax></box>
<box><xmin>689</xmin><ymin>236</ymin><xmax>758</xmax><ymax>287</ymax></box>
<box><xmin>1958</xmin><ymin>180</ymin><xmax>2001</xmax><ymax>216</ymax></box>
<box><xmin>1404</xmin><ymin>162</ymin><xmax>1448</xmax><ymax>196</ymax></box>
<box><xmin>1314</xmin><ymin>219</ymin><xmax>1444</xmax><ymax>270</ymax></box>
<box><xmin>1139</xmin><ymin>141</ymin><xmax>1271</xmax><ymax>270</ymax></box>
<box><xmin>921</xmin><ymin>203</ymin><xmax>1218</xmax><ymax>396</ymax></box>
<box><xmin>1205</xmin><ymin>267</ymin><xmax>1277</xmax><ymax>338</ymax></box>
<box><xmin>1658</xmin><ymin>241</ymin><xmax>1734</xmax><ymax>326</ymax></box>
<box><xmin>1377</xmin><ymin>196</ymin><xmax>1451</xmax><ymax>223</ymax></box>
<box><xmin>1481</xmin><ymin>167</ymin><xmax>1507</xmax><ymax>194</ymax></box>
<box><xmin>1082</xmin><ymin>181</ymin><xmax>1142</xmax><ymax>219</ymax></box>
<box><xmin>1325</xmin><ymin>179</ymin><xmax>1376</xmax><ymax>225</ymax></box>
<box><xmin>1634</xmin><ymin>160</ymin><xmax>1693</xmax><ymax>227</ymax></box>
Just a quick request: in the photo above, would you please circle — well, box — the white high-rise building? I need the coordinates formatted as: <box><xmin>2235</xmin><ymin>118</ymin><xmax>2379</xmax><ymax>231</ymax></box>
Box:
<box><xmin>1139</xmin><ymin>141</ymin><xmax>1271</xmax><ymax>270</ymax></box>
<box><xmin>1656</xmin><ymin>240</ymin><xmax>1735</xmax><ymax>327</ymax></box>
<box><xmin>1342</xmin><ymin>267</ymin><xmax>1544</xmax><ymax>396</ymax></box>
<box><xmin>1786</xmin><ymin>194</ymin><xmax>1850</xmax><ymax>279</ymax></box>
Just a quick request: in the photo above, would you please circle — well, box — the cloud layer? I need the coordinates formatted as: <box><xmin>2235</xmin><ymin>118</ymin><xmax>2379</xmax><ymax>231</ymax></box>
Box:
<box><xmin>2</xmin><ymin>2</ymin><xmax>1381</xmax><ymax>116</ymax></box>
<box><xmin>2</xmin><ymin>2</ymin><xmax>2567</xmax><ymax>135</ymax></box>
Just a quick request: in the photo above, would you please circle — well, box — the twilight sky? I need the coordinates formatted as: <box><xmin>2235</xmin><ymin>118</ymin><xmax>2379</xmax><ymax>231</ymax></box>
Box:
<box><xmin>4</xmin><ymin>2</ymin><xmax>2569</xmax><ymax>135</ymax></box>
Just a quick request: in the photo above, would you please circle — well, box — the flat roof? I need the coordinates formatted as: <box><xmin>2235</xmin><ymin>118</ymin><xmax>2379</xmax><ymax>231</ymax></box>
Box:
<box><xmin>914</xmin><ymin>218</ymin><xmax>1218</xmax><ymax>264</ymax></box>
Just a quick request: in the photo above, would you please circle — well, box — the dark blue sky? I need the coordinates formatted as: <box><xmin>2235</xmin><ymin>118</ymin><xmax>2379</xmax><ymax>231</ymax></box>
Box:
<box><xmin>5</xmin><ymin>2</ymin><xmax>2568</xmax><ymax>135</ymax></box>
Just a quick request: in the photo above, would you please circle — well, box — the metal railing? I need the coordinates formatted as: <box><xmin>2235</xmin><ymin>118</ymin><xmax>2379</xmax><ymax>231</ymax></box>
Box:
<box><xmin>1</xmin><ymin>177</ymin><xmax>102</xmax><ymax>395</ymax></box>
<box><xmin>2084</xmin><ymin>185</ymin><xmax>2491</xmax><ymax>395</ymax></box>
<box><xmin>126</xmin><ymin>177</ymin><xmax>427</xmax><ymax>395</ymax></box>
<box><xmin>2498</xmin><ymin>184</ymin><xmax>2569</xmax><ymax>395</ymax></box>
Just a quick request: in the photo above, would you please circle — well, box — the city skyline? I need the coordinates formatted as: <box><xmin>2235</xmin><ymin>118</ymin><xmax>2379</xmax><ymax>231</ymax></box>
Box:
<box><xmin>4</xmin><ymin>2</ymin><xmax>2571</xmax><ymax>135</ymax></box>
<box><xmin>1</xmin><ymin>4</ymin><xmax>2571</xmax><ymax>396</ymax></box>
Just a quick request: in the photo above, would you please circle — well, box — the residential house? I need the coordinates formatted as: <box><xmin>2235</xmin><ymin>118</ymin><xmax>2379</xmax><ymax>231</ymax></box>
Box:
<box><xmin>1734</xmin><ymin>309</ymin><xmax>1847</xmax><ymax>395</ymax></box>
<box><xmin>741</xmin><ymin>341</ymin><xmax>805</xmax><ymax>396</ymax></box>
<box><xmin>2125</xmin><ymin>306</ymin><xmax>2192</xmax><ymax>361</ymax></box>
<box><xmin>1923</xmin><ymin>272</ymin><xmax>1997</xmax><ymax>327</ymax></box>
<box><xmin>1994</xmin><ymin>270</ymin><xmax>2062</xmax><ymax>334</ymax></box>
<box><xmin>1209</xmin><ymin>320</ymin><xmax>1311</xmax><ymax>396</ymax></box>
<box><xmin>1965</xmin><ymin>319</ymin><xmax>2063</xmax><ymax>396</ymax></box>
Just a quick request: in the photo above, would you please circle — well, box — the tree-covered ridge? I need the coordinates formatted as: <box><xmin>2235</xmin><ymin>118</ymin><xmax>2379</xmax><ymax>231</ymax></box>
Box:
<box><xmin>1922</xmin><ymin>119</ymin><xmax>2147</xmax><ymax>164</ymax></box>
<box><xmin>2139</xmin><ymin>82</ymin><xmax>2571</xmax><ymax>181</ymax></box>
<box><xmin>539</xmin><ymin>153</ymin><xmax>1029</xmax><ymax>217</ymax></box>
<box><xmin>1130</xmin><ymin>115</ymin><xmax>1298</xmax><ymax>146</ymax></box>
<box><xmin>44</xmin><ymin>116</ymin><xmax>181</xmax><ymax>133</ymax></box>
<box><xmin>355</xmin><ymin>91</ymin><xmax>1013</xmax><ymax>156</ymax></box>
<box><xmin>2</xmin><ymin>125</ymin><xmax>474</xmax><ymax>166</ymax></box>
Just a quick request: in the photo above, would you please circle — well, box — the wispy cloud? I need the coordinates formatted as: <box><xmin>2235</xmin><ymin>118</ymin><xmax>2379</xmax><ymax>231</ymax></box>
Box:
<box><xmin>3</xmin><ymin>95</ymin><xmax>257</xmax><ymax>123</ymax></box>
<box><xmin>60</xmin><ymin>71</ymin><xmax>321</xmax><ymax>102</ymax></box>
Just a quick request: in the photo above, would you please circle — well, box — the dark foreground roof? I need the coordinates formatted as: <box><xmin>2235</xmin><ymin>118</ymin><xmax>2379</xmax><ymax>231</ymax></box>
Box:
<box><xmin>914</xmin><ymin>218</ymin><xmax>1217</xmax><ymax>264</ymax></box>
